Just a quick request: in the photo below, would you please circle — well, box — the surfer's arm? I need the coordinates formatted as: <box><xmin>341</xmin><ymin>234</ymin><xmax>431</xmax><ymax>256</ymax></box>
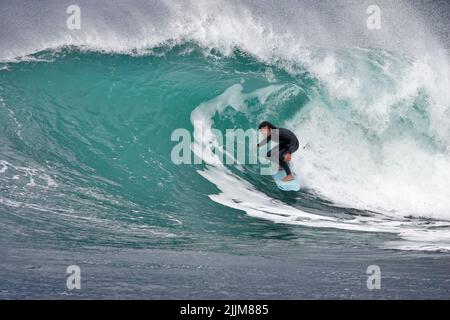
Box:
<box><xmin>287</xmin><ymin>143</ymin><xmax>298</xmax><ymax>154</ymax></box>
<box><xmin>257</xmin><ymin>136</ymin><xmax>271</xmax><ymax>148</ymax></box>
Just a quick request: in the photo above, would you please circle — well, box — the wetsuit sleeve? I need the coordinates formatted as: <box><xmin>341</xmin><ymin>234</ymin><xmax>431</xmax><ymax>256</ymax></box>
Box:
<box><xmin>288</xmin><ymin>145</ymin><xmax>296</xmax><ymax>154</ymax></box>
<box><xmin>257</xmin><ymin>135</ymin><xmax>271</xmax><ymax>148</ymax></box>
<box><xmin>287</xmin><ymin>140</ymin><xmax>299</xmax><ymax>153</ymax></box>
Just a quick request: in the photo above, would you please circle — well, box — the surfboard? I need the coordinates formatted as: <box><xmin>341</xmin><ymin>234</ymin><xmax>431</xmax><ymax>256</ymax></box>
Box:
<box><xmin>272</xmin><ymin>170</ymin><xmax>301</xmax><ymax>191</ymax></box>
<box><xmin>257</xmin><ymin>144</ymin><xmax>300</xmax><ymax>191</ymax></box>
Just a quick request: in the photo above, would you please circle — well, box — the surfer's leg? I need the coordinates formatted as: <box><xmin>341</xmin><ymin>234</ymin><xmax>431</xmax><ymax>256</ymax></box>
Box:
<box><xmin>279</xmin><ymin>154</ymin><xmax>292</xmax><ymax>176</ymax></box>
<box><xmin>278</xmin><ymin>147</ymin><xmax>292</xmax><ymax>176</ymax></box>
<box><xmin>267</xmin><ymin>147</ymin><xmax>284</xmax><ymax>171</ymax></box>
<box><xmin>269</xmin><ymin>146</ymin><xmax>293</xmax><ymax>177</ymax></box>
<box><xmin>278</xmin><ymin>146</ymin><xmax>294</xmax><ymax>181</ymax></box>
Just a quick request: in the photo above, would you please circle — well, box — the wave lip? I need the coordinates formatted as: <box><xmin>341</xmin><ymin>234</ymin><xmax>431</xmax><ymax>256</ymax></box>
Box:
<box><xmin>2</xmin><ymin>0</ymin><xmax>449</xmax><ymax>63</ymax></box>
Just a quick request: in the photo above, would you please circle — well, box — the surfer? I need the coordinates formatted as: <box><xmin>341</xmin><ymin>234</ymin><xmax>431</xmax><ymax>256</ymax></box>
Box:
<box><xmin>257</xmin><ymin>121</ymin><xmax>299</xmax><ymax>181</ymax></box>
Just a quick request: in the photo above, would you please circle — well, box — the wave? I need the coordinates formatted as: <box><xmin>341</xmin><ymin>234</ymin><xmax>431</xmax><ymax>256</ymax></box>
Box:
<box><xmin>1</xmin><ymin>1</ymin><xmax>450</xmax><ymax>252</ymax></box>
<box><xmin>187</xmin><ymin>58</ymin><xmax>450</xmax><ymax>251</ymax></box>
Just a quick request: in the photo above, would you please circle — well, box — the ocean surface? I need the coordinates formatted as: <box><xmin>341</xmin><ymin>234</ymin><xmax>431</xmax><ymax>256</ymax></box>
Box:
<box><xmin>1</xmin><ymin>0</ymin><xmax>450</xmax><ymax>299</ymax></box>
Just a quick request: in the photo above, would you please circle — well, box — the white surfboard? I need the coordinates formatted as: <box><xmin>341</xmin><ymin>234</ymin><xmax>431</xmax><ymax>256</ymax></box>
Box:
<box><xmin>272</xmin><ymin>169</ymin><xmax>301</xmax><ymax>191</ymax></box>
<box><xmin>258</xmin><ymin>144</ymin><xmax>300</xmax><ymax>191</ymax></box>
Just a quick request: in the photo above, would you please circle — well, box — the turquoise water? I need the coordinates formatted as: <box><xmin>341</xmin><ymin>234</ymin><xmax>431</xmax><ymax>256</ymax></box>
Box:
<box><xmin>0</xmin><ymin>45</ymin><xmax>312</xmax><ymax>249</ymax></box>
<box><xmin>1</xmin><ymin>42</ymin><xmax>450</xmax><ymax>298</ymax></box>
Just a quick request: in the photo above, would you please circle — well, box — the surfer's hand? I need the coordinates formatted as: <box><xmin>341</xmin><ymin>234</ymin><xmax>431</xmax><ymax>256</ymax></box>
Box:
<box><xmin>284</xmin><ymin>153</ymin><xmax>291</xmax><ymax>161</ymax></box>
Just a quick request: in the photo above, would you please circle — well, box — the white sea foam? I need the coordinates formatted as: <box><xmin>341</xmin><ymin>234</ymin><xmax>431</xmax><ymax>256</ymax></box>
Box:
<box><xmin>190</xmin><ymin>79</ymin><xmax>450</xmax><ymax>251</ymax></box>
<box><xmin>288</xmin><ymin>52</ymin><xmax>450</xmax><ymax>221</ymax></box>
<box><xmin>0</xmin><ymin>159</ymin><xmax>58</xmax><ymax>188</ymax></box>
<box><xmin>0</xmin><ymin>0</ymin><xmax>447</xmax><ymax>63</ymax></box>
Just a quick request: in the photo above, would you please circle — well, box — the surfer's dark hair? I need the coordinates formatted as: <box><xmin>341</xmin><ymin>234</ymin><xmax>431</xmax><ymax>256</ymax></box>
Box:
<box><xmin>258</xmin><ymin>121</ymin><xmax>277</xmax><ymax>130</ymax></box>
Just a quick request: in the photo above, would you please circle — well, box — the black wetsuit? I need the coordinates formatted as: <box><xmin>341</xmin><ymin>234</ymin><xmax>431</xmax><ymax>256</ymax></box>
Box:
<box><xmin>258</xmin><ymin>128</ymin><xmax>299</xmax><ymax>176</ymax></box>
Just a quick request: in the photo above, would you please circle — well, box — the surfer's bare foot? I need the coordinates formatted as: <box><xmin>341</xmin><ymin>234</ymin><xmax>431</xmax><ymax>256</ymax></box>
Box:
<box><xmin>282</xmin><ymin>174</ymin><xmax>294</xmax><ymax>181</ymax></box>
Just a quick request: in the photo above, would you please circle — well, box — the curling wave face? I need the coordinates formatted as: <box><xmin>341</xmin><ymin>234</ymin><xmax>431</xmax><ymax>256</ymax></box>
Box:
<box><xmin>1</xmin><ymin>0</ymin><xmax>450</xmax><ymax>252</ymax></box>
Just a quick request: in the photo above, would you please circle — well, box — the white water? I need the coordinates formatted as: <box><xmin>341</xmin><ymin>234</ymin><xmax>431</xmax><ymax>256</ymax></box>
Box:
<box><xmin>1</xmin><ymin>0</ymin><xmax>449</xmax><ymax>61</ymax></box>
<box><xmin>190</xmin><ymin>81</ymin><xmax>450</xmax><ymax>251</ymax></box>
